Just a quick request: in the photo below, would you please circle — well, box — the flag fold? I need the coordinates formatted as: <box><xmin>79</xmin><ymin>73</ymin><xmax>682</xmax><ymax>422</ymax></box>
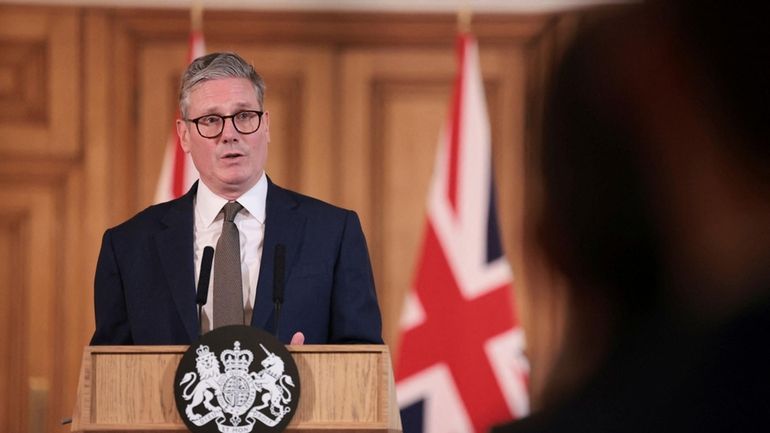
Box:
<box><xmin>395</xmin><ymin>33</ymin><xmax>529</xmax><ymax>433</ymax></box>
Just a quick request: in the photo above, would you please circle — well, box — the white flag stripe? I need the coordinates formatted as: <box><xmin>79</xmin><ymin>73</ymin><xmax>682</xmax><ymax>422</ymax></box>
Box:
<box><xmin>399</xmin><ymin>291</ymin><xmax>427</xmax><ymax>331</ymax></box>
<box><xmin>396</xmin><ymin>364</ymin><xmax>475</xmax><ymax>433</ymax></box>
<box><xmin>153</xmin><ymin>138</ymin><xmax>177</xmax><ymax>203</ymax></box>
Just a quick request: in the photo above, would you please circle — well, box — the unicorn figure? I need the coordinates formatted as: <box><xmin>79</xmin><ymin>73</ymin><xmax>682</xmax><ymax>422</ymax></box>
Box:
<box><xmin>251</xmin><ymin>344</ymin><xmax>295</xmax><ymax>417</ymax></box>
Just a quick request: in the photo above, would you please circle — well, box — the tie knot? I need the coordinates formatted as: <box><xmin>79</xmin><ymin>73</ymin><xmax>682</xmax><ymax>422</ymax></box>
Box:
<box><xmin>222</xmin><ymin>201</ymin><xmax>243</xmax><ymax>223</ymax></box>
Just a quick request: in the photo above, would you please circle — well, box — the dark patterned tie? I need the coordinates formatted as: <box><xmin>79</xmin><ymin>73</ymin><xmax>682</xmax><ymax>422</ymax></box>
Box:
<box><xmin>213</xmin><ymin>201</ymin><xmax>244</xmax><ymax>328</ymax></box>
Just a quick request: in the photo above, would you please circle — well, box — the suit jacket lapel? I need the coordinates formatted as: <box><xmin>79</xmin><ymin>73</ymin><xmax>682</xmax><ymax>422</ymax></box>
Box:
<box><xmin>252</xmin><ymin>178</ymin><xmax>306</xmax><ymax>333</ymax></box>
<box><xmin>155</xmin><ymin>183</ymin><xmax>199</xmax><ymax>342</ymax></box>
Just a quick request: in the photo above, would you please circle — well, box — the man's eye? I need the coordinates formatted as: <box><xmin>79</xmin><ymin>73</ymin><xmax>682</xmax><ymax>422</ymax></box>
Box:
<box><xmin>236</xmin><ymin>111</ymin><xmax>255</xmax><ymax>120</ymax></box>
<box><xmin>199</xmin><ymin>116</ymin><xmax>222</xmax><ymax>125</ymax></box>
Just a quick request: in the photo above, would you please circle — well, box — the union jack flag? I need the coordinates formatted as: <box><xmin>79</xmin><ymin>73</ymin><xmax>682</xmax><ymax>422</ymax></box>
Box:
<box><xmin>154</xmin><ymin>8</ymin><xmax>205</xmax><ymax>203</ymax></box>
<box><xmin>395</xmin><ymin>33</ymin><xmax>529</xmax><ymax>433</ymax></box>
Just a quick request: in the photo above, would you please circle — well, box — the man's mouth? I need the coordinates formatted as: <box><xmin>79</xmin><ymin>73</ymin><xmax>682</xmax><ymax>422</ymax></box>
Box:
<box><xmin>222</xmin><ymin>152</ymin><xmax>244</xmax><ymax>159</ymax></box>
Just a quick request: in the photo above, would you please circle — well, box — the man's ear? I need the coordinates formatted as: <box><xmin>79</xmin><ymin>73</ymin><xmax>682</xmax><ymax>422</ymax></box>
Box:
<box><xmin>262</xmin><ymin>111</ymin><xmax>270</xmax><ymax>143</ymax></box>
<box><xmin>176</xmin><ymin>119</ymin><xmax>192</xmax><ymax>153</ymax></box>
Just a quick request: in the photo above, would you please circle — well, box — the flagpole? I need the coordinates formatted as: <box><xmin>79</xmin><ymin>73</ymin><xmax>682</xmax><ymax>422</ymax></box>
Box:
<box><xmin>191</xmin><ymin>0</ymin><xmax>203</xmax><ymax>33</ymax></box>
<box><xmin>395</xmin><ymin>2</ymin><xmax>530</xmax><ymax>430</ymax></box>
<box><xmin>457</xmin><ymin>0</ymin><xmax>472</xmax><ymax>35</ymax></box>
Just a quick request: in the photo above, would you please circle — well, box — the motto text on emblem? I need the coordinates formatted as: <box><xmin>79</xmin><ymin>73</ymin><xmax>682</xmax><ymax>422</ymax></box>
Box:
<box><xmin>175</xmin><ymin>326</ymin><xmax>300</xmax><ymax>433</ymax></box>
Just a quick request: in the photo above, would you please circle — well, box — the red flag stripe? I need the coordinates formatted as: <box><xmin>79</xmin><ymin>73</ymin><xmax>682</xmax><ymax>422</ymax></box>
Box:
<box><xmin>172</xmin><ymin>134</ymin><xmax>186</xmax><ymax>198</ymax></box>
<box><xmin>446</xmin><ymin>34</ymin><xmax>469</xmax><ymax>215</ymax></box>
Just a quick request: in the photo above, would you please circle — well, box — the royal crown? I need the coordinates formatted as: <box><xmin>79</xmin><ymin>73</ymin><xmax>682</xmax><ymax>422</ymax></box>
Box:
<box><xmin>196</xmin><ymin>345</ymin><xmax>216</xmax><ymax>363</ymax></box>
<box><xmin>220</xmin><ymin>341</ymin><xmax>254</xmax><ymax>372</ymax></box>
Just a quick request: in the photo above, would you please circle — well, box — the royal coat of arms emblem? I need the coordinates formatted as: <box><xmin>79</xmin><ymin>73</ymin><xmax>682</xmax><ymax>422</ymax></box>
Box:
<box><xmin>175</xmin><ymin>326</ymin><xmax>300</xmax><ymax>433</ymax></box>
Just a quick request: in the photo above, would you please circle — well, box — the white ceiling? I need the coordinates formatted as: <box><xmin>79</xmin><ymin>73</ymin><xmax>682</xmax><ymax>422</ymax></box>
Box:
<box><xmin>0</xmin><ymin>0</ymin><xmax>628</xmax><ymax>13</ymax></box>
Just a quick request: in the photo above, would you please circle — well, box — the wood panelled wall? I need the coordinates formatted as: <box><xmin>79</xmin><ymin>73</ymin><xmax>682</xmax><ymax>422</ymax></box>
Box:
<box><xmin>0</xmin><ymin>4</ymin><xmax>579</xmax><ymax>432</ymax></box>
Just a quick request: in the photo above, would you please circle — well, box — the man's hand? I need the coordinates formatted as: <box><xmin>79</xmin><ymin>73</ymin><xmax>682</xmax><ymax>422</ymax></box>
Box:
<box><xmin>290</xmin><ymin>331</ymin><xmax>305</xmax><ymax>345</ymax></box>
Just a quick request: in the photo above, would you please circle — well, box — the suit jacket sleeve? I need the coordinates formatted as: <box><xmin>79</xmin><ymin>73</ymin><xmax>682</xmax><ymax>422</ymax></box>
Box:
<box><xmin>90</xmin><ymin>229</ymin><xmax>133</xmax><ymax>345</ymax></box>
<box><xmin>329</xmin><ymin>210</ymin><xmax>383</xmax><ymax>344</ymax></box>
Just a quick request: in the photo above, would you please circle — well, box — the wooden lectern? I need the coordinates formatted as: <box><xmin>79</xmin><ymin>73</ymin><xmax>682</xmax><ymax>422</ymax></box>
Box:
<box><xmin>72</xmin><ymin>345</ymin><xmax>402</xmax><ymax>432</ymax></box>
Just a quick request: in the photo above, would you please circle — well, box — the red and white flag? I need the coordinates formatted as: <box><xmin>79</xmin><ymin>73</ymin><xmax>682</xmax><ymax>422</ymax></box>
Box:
<box><xmin>395</xmin><ymin>33</ymin><xmax>529</xmax><ymax>433</ymax></box>
<box><xmin>153</xmin><ymin>28</ymin><xmax>205</xmax><ymax>203</ymax></box>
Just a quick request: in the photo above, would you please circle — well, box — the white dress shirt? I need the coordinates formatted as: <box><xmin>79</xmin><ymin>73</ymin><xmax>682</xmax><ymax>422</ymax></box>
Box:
<box><xmin>193</xmin><ymin>173</ymin><xmax>267</xmax><ymax>332</ymax></box>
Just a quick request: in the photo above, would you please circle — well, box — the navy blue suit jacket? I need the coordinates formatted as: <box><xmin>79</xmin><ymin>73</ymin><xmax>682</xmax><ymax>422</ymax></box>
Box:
<box><xmin>90</xmin><ymin>178</ymin><xmax>383</xmax><ymax>345</ymax></box>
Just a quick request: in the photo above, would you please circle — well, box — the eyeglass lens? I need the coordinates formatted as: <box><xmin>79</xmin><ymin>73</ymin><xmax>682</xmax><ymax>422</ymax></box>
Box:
<box><xmin>196</xmin><ymin>111</ymin><xmax>262</xmax><ymax>138</ymax></box>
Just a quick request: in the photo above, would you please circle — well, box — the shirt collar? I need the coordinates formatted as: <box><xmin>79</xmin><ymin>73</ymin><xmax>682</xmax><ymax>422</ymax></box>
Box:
<box><xmin>196</xmin><ymin>173</ymin><xmax>268</xmax><ymax>226</ymax></box>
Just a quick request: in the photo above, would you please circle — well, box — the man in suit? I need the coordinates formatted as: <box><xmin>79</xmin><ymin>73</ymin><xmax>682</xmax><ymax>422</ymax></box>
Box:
<box><xmin>90</xmin><ymin>52</ymin><xmax>383</xmax><ymax>346</ymax></box>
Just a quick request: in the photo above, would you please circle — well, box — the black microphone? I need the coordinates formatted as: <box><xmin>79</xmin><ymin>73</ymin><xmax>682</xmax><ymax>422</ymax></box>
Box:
<box><xmin>273</xmin><ymin>244</ymin><xmax>286</xmax><ymax>339</ymax></box>
<box><xmin>197</xmin><ymin>246</ymin><xmax>214</xmax><ymax>334</ymax></box>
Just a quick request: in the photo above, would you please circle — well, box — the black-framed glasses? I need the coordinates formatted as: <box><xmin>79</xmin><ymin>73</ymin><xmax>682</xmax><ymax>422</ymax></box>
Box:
<box><xmin>185</xmin><ymin>110</ymin><xmax>264</xmax><ymax>138</ymax></box>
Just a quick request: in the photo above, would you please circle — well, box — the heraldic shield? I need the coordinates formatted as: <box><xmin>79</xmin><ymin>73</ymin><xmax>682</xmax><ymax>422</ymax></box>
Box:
<box><xmin>174</xmin><ymin>325</ymin><xmax>301</xmax><ymax>433</ymax></box>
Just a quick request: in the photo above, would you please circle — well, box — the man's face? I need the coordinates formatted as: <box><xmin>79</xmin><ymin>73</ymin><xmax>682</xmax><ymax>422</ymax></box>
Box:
<box><xmin>176</xmin><ymin>77</ymin><xmax>269</xmax><ymax>199</ymax></box>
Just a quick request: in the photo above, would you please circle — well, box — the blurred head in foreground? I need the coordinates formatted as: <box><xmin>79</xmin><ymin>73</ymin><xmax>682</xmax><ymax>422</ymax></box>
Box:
<box><xmin>495</xmin><ymin>1</ymin><xmax>770</xmax><ymax>432</ymax></box>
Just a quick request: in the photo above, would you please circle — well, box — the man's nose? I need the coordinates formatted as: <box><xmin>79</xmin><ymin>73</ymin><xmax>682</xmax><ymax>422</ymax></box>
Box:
<box><xmin>220</xmin><ymin>117</ymin><xmax>239</xmax><ymax>142</ymax></box>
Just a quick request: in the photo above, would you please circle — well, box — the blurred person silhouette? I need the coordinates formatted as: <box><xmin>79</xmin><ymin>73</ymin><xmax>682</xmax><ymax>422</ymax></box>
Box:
<box><xmin>492</xmin><ymin>1</ymin><xmax>770</xmax><ymax>432</ymax></box>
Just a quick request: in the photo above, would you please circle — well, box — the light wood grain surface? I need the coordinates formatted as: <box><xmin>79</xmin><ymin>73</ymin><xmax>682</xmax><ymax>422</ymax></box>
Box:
<box><xmin>72</xmin><ymin>345</ymin><xmax>401</xmax><ymax>432</ymax></box>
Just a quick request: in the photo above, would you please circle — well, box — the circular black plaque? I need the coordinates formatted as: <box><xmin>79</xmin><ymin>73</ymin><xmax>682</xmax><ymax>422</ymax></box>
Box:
<box><xmin>174</xmin><ymin>325</ymin><xmax>300</xmax><ymax>433</ymax></box>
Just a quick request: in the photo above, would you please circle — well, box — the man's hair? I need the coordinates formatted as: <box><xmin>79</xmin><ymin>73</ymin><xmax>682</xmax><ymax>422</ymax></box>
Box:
<box><xmin>179</xmin><ymin>52</ymin><xmax>265</xmax><ymax>118</ymax></box>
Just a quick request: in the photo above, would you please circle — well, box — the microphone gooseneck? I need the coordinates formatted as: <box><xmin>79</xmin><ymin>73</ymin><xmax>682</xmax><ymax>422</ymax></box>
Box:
<box><xmin>197</xmin><ymin>246</ymin><xmax>215</xmax><ymax>335</ymax></box>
